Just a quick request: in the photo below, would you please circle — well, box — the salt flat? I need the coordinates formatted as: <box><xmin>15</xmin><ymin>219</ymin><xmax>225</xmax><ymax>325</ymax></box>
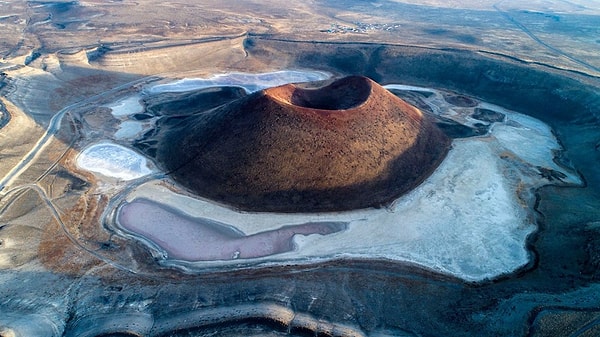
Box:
<box><xmin>76</xmin><ymin>142</ymin><xmax>154</xmax><ymax>181</ymax></box>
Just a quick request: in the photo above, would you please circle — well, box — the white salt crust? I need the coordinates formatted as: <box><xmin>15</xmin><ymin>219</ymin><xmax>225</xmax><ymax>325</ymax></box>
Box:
<box><xmin>76</xmin><ymin>142</ymin><xmax>152</xmax><ymax>181</ymax></box>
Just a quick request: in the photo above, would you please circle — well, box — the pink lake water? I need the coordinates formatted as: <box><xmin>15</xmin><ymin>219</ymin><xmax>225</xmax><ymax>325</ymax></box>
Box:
<box><xmin>117</xmin><ymin>198</ymin><xmax>347</xmax><ymax>261</ymax></box>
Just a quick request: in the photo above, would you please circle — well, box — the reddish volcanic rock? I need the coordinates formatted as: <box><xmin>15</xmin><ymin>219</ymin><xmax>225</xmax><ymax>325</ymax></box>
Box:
<box><xmin>157</xmin><ymin>75</ymin><xmax>451</xmax><ymax>212</ymax></box>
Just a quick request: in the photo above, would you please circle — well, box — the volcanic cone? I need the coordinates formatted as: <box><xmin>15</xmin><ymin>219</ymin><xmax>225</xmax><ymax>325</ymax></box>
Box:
<box><xmin>157</xmin><ymin>75</ymin><xmax>450</xmax><ymax>212</ymax></box>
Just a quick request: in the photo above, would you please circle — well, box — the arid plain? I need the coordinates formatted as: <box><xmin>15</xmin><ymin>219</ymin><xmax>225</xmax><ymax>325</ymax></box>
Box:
<box><xmin>1</xmin><ymin>1</ymin><xmax>600</xmax><ymax>336</ymax></box>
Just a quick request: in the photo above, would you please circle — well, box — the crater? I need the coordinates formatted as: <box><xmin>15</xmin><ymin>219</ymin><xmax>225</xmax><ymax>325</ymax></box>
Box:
<box><xmin>268</xmin><ymin>75</ymin><xmax>370</xmax><ymax>110</ymax></box>
<box><xmin>443</xmin><ymin>94</ymin><xmax>478</xmax><ymax>107</ymax></box>
<box><xmin>472</xmin><ymin>108</ymin><xmax>506</xmax><ymax>123</ymax></box>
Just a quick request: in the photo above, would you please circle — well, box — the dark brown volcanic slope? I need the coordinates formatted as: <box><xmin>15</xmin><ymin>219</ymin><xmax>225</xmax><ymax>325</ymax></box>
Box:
<box><xmin>157</xmin><ymin>76</ymin><xmax>451</xmax><ymax>212</ymax></box>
